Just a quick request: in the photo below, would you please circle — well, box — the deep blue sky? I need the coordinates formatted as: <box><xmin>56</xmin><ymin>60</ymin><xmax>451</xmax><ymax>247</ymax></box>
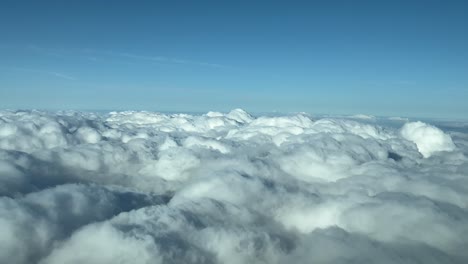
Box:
<box><xmin>1</xmin><ymin>0</ymin><xmax>467</xmax><ymax>118</ymax></box>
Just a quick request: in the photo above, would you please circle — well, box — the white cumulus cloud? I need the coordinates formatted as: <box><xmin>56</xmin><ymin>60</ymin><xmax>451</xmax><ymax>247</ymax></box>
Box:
<box><xmin>0</xmin><ymin>109</ymin><xmax>467</xmax><ymax>263</ymax></box>
<box><xmin>401</xmin><ymin>121</ymin><xmax>456</xmax><ymax>158</ymax></box>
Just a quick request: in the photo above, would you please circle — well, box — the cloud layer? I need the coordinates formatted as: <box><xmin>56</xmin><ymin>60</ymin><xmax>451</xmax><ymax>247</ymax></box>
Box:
<box><xmin>1</xmin><ymin>109</ymin><xmax>467</xmax><ymax>263</ymax></box>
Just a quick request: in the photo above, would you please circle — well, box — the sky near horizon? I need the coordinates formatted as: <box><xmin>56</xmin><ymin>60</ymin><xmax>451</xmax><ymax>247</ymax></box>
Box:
<box><xmin>0</xmin><ymin>0</ymin><xmax>467</xmax><ymax>119</ymax></box>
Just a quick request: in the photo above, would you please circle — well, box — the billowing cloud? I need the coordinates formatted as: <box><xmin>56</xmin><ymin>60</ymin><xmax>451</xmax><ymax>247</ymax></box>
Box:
<box><xmin>0</xmin><ymin>109</ymin><xmax>467</xmax><ymax>263</ymax></box>
<box><xmin>401</xmin><ymin>121</ymin><xmax>456</xmax><ymax>158</ymax></box>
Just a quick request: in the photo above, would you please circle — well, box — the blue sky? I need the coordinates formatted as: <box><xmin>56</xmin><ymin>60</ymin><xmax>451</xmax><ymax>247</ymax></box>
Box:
<box><xmin>0</xmin><ymin>0</ymin><xmax>467</xmax><ymax>118</ymax></box>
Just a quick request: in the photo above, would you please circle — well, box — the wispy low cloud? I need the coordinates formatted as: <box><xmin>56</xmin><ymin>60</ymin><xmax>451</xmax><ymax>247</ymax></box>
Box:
<box><xmin>2</xmin><ymin>66</ymin><xmax>76</xmax><ymax>80</ymax></box>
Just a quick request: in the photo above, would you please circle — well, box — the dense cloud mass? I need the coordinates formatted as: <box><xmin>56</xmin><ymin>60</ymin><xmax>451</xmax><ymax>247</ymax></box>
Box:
<box><xmin>1</xmin><ymin>109</ymin><xmax>468</xmax><ymax>263</ymax></box>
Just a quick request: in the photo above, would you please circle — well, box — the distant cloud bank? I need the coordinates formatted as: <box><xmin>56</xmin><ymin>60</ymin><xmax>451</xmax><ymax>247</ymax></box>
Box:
<box><xmin>1</xmin><ymin>109</ymin><xmax>467</xmax><ymax>263</ymax></box>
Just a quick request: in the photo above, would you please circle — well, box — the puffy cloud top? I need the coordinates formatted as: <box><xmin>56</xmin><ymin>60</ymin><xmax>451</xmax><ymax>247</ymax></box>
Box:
<box><xmin>401</xmin><ymin>121</ymin><xmax>456</xmax><ymax>158</ymax></box>
<box><xmin>0</xmin><ymin>109</ymin><xmax>467</xmax><ymax>264</ymax></box>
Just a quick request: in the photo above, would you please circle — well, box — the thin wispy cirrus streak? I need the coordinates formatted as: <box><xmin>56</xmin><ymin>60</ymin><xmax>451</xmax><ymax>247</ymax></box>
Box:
<box><xmin>2</xmin><ymin>66</ymin><xmax>76</xmax><ymax>80</ymax></box>
<box><xmin>115</xmin><ymin>52</ymin><xmax>225</xmax><ymax>68</ymax></box>
<box><xmin>23</xmin><ymin>45</ymin><xmax>226</xmax><ymax>68</ymax></box>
